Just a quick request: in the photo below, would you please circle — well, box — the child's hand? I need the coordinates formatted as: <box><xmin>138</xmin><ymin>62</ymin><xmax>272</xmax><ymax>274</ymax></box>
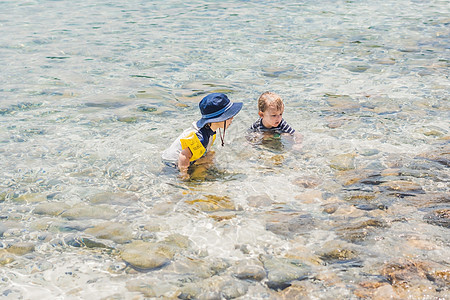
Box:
<box><xmin>293</xmin><ymin>132</ymin><xmax>303</xmax><ymax>151</ymax></box>
<box><xmin>293</xmin><ymin>143</ymin><xmax>303</xmax><ymax>151</ymax></box>
<box><xmin>178</xmin><ymin>171</ymin><xmax>190</xmax><ymax>181</ymax></box>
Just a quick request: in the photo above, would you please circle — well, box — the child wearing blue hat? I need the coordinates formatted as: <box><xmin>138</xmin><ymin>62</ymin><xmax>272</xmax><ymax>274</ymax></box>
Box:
<box><xmin>162</xmin><ymin>93</ymin><xmax>243</xmax><ymax>178</ymax></box>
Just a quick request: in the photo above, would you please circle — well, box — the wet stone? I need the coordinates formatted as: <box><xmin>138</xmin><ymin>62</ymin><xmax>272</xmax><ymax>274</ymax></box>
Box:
<box><xmin>60</xmin><ymin>204</ymin><xmax>118</xmax><ymax>220</ymax></box>
<box><xmin>13</xmin><ymin>193</ymin><xmax>47</xmax><ymax>203</ymax></box>
<box><xmin>0</xmin><ymin>192</ymin><xmax>6</xmax><ymax>202</ymax></box>
<box><xmin>120</xmin><ymin>241</ymin><xmax>176</xmax><ymax>271</ymax></box>
<box><xmin>247</xmin><ymin>194</ymin><xmax>274</xmax><ymax>207</ymax></box>
<box><xmin>33</xmin><ymin>202</ymin><xmax>70</xmax><ymax>216</ymax></box>
<box><xmin>148</xmin><ymin>202</ymin><xmax>175</xmax><ymax>216</ymax></box>
<box><xmin>317</xmin><ymin>240</ymin><xmax>358</xmax><ymax>263</ymax></box>
<box><xmin>185</xmin><ymin>194</ymin><xmax>237</xmax><ymax>212</ymax></box>
<box><xmin>209</xmin><ymin>211</ymin><xmax>237</xmax><ymax>221</ymax></box>
<box><xmin>326</xmin><ymin>117</ymin><xmax>346</xmax><ymax>129</ymax></box>
<box><xmin>329</xmin><ymin>153</ymin><xmax>356</xmax><ymax>171</ymax></box>
<box><xmin>0</xmin><ymin>249</ymin><xmax>15</xmax><ymax>265</ymax></box>
<box><xmin>287</xmin><ymin>214</ymin><xmax>316</xmax><ymax>233</ymax></box>
<box><xmin>292</xmin><ymin>176</ymin><xmax>322</xmax><ymax>188</ymax></box>
<box><xmin>163</xmin><ymin>233</ymin><xmax>191</xmax><ymax>249</ymax></box>
<box><xmin>295</xmin><ymin>190</ymin><xmax>323</xmax><ymax>204</ymax></box>
<box><xmin>373</xmin><ymin>104</ymin><xmax>401</xmax><ymax>115</ymax></box>
<box><xmin>126</xmin><ymin>280</ymin><xmax>157</xmax><ymax>298</ymax></box>
<box><xmin>51</xmin><ymin>220</ymin><xmax>95</xmax><ymax>232</ymax></box>
<box><xmin>265</xmin><ymin>212</ymin><xmax>316</xmax><ymax>238</ymax></box>
<box><xmin>89</xmin><ymin>191</ymin><xmax>139</xmax><ymax>206</ymax></box>
<box><xmin>380</xmin><ymin>180</ymin><xmax>424</xmax><ymax>195</ymax></box>
<box><xmin>423</xmin><ymin>209</ymin><xmax>450</xmax><ymax>228</ymax></box>
<box><xmin>262</xmin><ymin>256</ymin><xmax>310</xmax><ymax>291</ymax></box>
<box><xmin>126</xmin><ymin>280</ymin><xmax>176</xmax><ymax>298</ymax></box>
<box><xmin>322</xmin><ymin>203</ymin><xmax>339</xmax><ymax>214</ymax></box>
<box><xmin>336</xmin><ymin>218</ymin><xmax>388</xmax><ymax>243</ymax></box>
<box><xmin>85</xmin><ymin>221</ymin><xmax>134</xmax><ymax>244</ymax></box>
<box><xmin>344</xmin><ymin>193</ymin><xmax>378</xmax><ymax>204</ymax></box>
<box><xmin>178</xmin><ymin>275</ymin><xmax>249</xmax><ymax>300</ymax></box>
<box><xmin>354</xmin><ymin>203</ymin><xmax>388</xmax><ymax>211</ymax></box>
<box><xmin>343</xmin><ymin>64</ymin><xmax>370</xmax><ymax>73</ymax></box>
<box><xmin>406</xmin><ymin>193</ymin><xmax>449</xmax><ymax>208</ymax></box>
<box><xmin>7</xmin><ymin>242</ymin><xmax>35</xmax><ymax>256</ymax></box>
<box><xmin>354</xmin><ymin>281</ymin><xmax>393</xmax><ymax>299</ymax></box>
<box><xmin>325</xmin><ymin>95</ymin><xmax>360</xmax><ymax>110</ymax></box>
<box><xmin>166</xmin><ymin>257</ymin><xmax>223</xmax><ymax>279</ymax></box>
<box><xmin>232</xmin><ymin>258</ymin><xmax>266</xmax><ymax>281</ymax></box>
<box><xmin>359</xmin><ymin>149</ymin><xmax>380</xmax><ymax>156</ymax></box>
<box><xmin>380</xmin><ymin>259</ymin><xmax>449</xmax><ymax>292</ymax></box>
<box><xmin>285</xmin><ymin>245</ymin><xmax>323</xmax><ymax>266</ymax></box>
<box><xmin>417</xmin><ymin>145</ymin><xmax>450</xmax><ymax>166</ymax></box>
<box><xmin>336</xmin><ymin>169</ymin><xmax>380</xmax><ymax>186</ymax></box>
<box><xmin>65</xmin><ymin>235</ymin><xmax>113</xmax><ymax>249</ymax></box>
<box><xmin>0</xmin><ymin>223</ymin><xmax>7</xmax><ymax>237</ymax></box>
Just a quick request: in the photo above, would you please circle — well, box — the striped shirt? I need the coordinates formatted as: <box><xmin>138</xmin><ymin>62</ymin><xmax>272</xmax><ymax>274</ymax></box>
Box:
<box><xmin>248</xmin><ymin>118</ymin><xmax>295</xmax><ymax>134</ymax></box>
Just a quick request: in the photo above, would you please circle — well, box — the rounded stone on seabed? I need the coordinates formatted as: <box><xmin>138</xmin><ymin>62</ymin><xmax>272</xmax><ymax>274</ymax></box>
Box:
<box><xmin>166</xmin><ymin>257</ymin><xmax>218</xmax><ymax>279</ymax></box>
<box><xmin>0</xmin><ymin>249</ymin><xmax>15</xmax><ymax>265</ymax></box>
<box><xmin>120</xmin><ymin>241</ymin><xmax>175</xmax><ymax>270</ymax></box>
<box><xmin>317</xmin><ymin>240</ymin><xmax>358</xmax><ymax>262</ymax></box>
<box><xmin>423</xmin><ymin>209</ymin><xmax>450</xmax><ymax>228</ymax></box>
<box><xmin>380</xmin><ymin>180</ymin><xmax>424</xmax><ymax>193</ymax></box>
<box><xmin>185</xmin><ymin>194</ymin><xmax>237</xmax><ymax>212</ymax></box>
<box><xmin>85</xmin><ymin>221</ymin><xmax>134</xmax><ymax>244</ymax></box>
<box><xmin>60</xmin><ymin>204</ymin><xmax>118</xmax><ymax>220</ymax></box>
<box><xmin>416</xmin><ymin>145</ymin><xmax>450</xmax><ymax>166</ymax></box>
<box><xmin>329</xmin><ymin>153</ymin><xmax>356</xmax><ymax>171</ymax></box>
<box><xmin>163</xmin><ymin>233</ymin><xmax>191</xmax><ymax>249</ymax></box>
<box><xmin>371</xmin><ymin>284</ymin><xmax>398</xmax><ymax>300</ymax></box>
<box><xmin>331</xmin><ymin>205</ymin><xmax>366</xmax><ymax>218</ymax></box>
<box><xmin>13</xmin><ymin>193</ymin><xmax>47</xmax><ymax>203</ymax></box>
<box><xmin>294</xmin><ymin>190</ymin><xmax>323</xmax><ymax>204</ymax></box>
<box><xmin>89</xmin><ymin>191</ymin><xmax>139</xmax><ymax>206</ymax></box>
<box><xmin>33</xmin><ymin>202</ymin><xmax>70</xmax><ymax>216</ymax></box>
<box><xmin>232</xmin><ymin>258</ymin><xmax>266</xmax><ymax>281</ymax></box>
<box><xmin>292</xmin><ymin>176</ymin><xmax>322</xmax><ymax>189</ymax></box>
<box><xmin>177</xmin><ymin>275</ymin><xmax>249</xmax><ymax>300</ymax></box>
<box><xmin>247</xmin><ymin>193</ymin><xmax>274</xmax><ymax>208</ymax></box>
<box><xmin>147</xmin><ymin>202</ymin><xmax>175</xmax><ymax>216</ymax></box>
<box><xmin>262</xmin><ymin>257</ymin><xmax>311</xmax><ymax>290</ymax></box>
<box><xmin>126</xmin><ymin>279</ymin><xmax>178</xmax><ymax>298</ymax></box>
<box><xmin>7</xmin><ymin>242</ymin><xmax>35</xmax><ymax>256</ymax></box>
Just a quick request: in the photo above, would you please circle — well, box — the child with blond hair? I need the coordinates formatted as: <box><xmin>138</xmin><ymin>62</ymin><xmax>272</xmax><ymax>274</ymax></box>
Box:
<box><xmin>248</xmin><ymin>91</ymin><xmax>302</xmax><ymax>148</ymax></box>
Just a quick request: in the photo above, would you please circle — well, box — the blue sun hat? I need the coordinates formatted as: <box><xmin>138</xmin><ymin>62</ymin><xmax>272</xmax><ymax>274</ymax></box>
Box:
<box><xmin>196</xmin><ymin>93</ymin><xmax>243</xmax><ymax>128</ymax></box>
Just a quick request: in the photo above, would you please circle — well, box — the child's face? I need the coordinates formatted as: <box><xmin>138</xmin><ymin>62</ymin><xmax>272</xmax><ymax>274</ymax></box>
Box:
<box><xmin>259</xmin><ymin>105</ymin><xmax>284</xmax><ymax>128</ymax></box>
<box><xmin>211</xmin><ymin>117</ymin><xmax>234</xmax><ymax>130</ymax></box>
<box><xmin>224</xmin><ymin>117</ymin><xmax>234</xmax><ymax>129</ymax></box>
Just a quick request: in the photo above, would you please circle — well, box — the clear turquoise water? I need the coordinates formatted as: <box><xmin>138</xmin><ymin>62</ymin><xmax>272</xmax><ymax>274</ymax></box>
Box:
<box><xmin>1</xmin><ymin>0</ymin><xmax>449</xmax><ymax>299</ymax></box>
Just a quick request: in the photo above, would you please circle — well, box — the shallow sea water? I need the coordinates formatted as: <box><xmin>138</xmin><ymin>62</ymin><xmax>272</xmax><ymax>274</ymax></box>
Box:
<box><xmin>1</xmin><ymin>0</ymin><xmax>449</xmax><ymax>299</ymax></box>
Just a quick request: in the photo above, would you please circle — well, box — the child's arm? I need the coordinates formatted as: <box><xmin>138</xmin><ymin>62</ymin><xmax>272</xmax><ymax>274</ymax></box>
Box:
<box><xmin>178</xmin><ymin>147</ymin><xmax>193</xmax><ymax>177</ymax></box>
<box><xmin>293</xmin><ymin>132</ymin><xmax>303</xmax><ymax>151</ymax></box>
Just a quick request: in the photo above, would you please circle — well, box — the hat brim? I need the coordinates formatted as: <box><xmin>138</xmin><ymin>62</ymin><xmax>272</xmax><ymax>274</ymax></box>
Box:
<box><xmin>197</xmin><ymin>102</ymin><xmax>243</xmax><ymax>128</ymax></box>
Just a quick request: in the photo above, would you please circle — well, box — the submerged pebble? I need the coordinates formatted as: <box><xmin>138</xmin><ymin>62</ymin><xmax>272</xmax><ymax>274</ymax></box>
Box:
<box><xmin>423</xmin><ymin>209</ymin><xmax>450</xmax><ymax>228</ymax></box>
<box><xmin>262</xmin><ymin>256</ymin><xmax>311</xmax><ymax>291</ymax></box>
<box><xmin>120</xmin><ymin>241</ymin><xmax>176</xmax><ymax>270</ymax></box>
<box><xmin>85</xmin><ymin>221</ymin><xmax>134</xmax><ymax>244</ymax></box>
<box><xmin>60</xmin><ymin>204</ymin><xmax>118</xmax><ymax>220</ymax></box>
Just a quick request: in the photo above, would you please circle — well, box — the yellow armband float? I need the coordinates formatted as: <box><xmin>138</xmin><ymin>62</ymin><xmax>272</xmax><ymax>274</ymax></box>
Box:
<box><xmin>180</xmin><ymin>132</ymin><xmax>206</xmax><ymax>162</ymax></box>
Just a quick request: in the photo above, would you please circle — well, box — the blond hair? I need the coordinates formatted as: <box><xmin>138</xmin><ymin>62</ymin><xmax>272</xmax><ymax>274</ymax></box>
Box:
<box><xmin>257</xmin><ymin>91</ymin><xmax>284</xmax><ymax>112</ymax></box>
